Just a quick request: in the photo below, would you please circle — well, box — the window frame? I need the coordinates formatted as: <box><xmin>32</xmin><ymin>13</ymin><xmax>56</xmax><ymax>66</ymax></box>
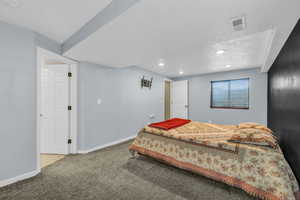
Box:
<box><xmin>210</xmin><ymin>78</ymin><xmax>250</xmax><ymax>110</ymax></box>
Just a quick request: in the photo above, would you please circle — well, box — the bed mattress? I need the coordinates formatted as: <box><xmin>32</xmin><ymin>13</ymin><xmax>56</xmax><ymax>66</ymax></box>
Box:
<box><xmin>129</xmin><ymin>122</ymin><xmax>299</xmax><ymax>200</ymax></box>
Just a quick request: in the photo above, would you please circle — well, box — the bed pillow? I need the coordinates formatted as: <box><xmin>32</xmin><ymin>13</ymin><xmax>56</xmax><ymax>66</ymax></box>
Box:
<box><xmin>230</xmin><ymin>128</ymin><xmax>278</xmax><ymax>148</ymax></box>
<box><xmin>238</xmin><ymin>122</ymin><xmax>273</xmax><ymax>134</ymax></box>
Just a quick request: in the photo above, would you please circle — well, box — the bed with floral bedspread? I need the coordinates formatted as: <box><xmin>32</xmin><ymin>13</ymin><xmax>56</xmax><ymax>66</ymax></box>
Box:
<box><xmin>129</xmin><ymin>121</ymin><xmax>299</xmax><ymax>200</ymax></box>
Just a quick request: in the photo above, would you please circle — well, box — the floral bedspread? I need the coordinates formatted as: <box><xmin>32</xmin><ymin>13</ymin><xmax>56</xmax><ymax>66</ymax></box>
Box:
<box><xmin>129</xmin><ymin>123</ymin><xmax>299</xmax><ymax>200</ymax></box>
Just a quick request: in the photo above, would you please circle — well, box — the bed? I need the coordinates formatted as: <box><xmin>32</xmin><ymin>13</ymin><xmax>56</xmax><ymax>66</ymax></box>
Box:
<box><xmin>129</xmin><ymin>120</ymin><xmax>299</xmax><ymax>200</ymax></box>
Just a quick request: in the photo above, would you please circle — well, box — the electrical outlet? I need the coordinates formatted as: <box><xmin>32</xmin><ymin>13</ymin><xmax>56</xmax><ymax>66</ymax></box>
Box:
<box><xmin>97</xmin><ymin>98</ymin><xmax>102</xmax><ymax>105</ymax></box>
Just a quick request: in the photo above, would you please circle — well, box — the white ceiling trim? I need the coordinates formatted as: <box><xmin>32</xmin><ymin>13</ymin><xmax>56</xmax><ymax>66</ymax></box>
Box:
<box><xmin>0</xmin><ymin>0</ymin><xmax>113</xmax><ymax>42</ymax></box>
<box><xmin>261</xmin><ymin>29</ymin><xmax>276</xmax><ymax>72</ymax></box>
<box><xmin>62</xmin><ymin>0</ymin><xmax>140</xmax><ymax>53</ymax></box>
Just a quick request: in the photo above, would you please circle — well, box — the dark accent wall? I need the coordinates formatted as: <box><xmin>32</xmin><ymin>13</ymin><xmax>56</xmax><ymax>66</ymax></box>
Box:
<box><xmin>268</xmin><ymin>19</ymin><xmax>300</xmax><ymax>183</ymax></box>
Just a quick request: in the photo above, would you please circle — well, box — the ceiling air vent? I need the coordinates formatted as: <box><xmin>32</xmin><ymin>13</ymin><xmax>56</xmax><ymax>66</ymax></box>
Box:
<box><xmin>231</xmin><ymin>16</ymin><xmax>246</xmax><ymax>31</ymax></box>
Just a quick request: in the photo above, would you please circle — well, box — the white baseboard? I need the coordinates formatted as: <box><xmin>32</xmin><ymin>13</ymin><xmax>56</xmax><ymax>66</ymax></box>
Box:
<box><xmin>0</xmin><ymin>169</ymin><xmax>40</xmax><ymax>188</ymax></box>
<box><xmin>0</xmin><ymin>136</ymin><xmax>136</xmax><ymax>187</ymax></box>
<box><xmin>78</xmin><ymin>135</ymin><xmax>136</xmax><ymax>154</ymax></box>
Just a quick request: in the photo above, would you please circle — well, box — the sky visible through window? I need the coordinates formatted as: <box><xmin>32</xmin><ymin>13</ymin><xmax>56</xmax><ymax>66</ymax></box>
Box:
<box><xmin>211</xmin><ymin>78</ymin><xmax>249</xmax><ymax>108</ymax></box>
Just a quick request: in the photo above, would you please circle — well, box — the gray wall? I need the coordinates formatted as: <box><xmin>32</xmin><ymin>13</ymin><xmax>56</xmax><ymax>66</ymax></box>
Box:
<box><xmin>173</xmin><ymin>68</ymin><xmax>268</xmax><ymax>125</ymax></box>
<box><xmin>0</xmin><ymin>21</ymin><xmax>62</xmax><ymax>181</ymax></box>
<box><xmin>78</xmin><ymin>63</ymin><xmax>121</xmax><ymax>150</ymax></box>
<box><xmin>0</xmin><ymin>21</ymin><xmax>36</xmax><ymax>180</ymax></box>
<box><xmin>118</xmin><ymin>66</ymin><xmax>165</xmax><ymax>140</ymax></box>
<box><xmin>78</xmin><ymin>63</ymin><xmax>165</xmax><ymax>151</ymax></box>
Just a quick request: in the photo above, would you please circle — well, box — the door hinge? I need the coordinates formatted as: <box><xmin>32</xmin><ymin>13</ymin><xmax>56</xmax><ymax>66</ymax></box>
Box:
<box><xmin>68</xmin><ymin>139</ymin><xmax>72</xmax><ymax>144</ymax></box>
<box><xmin>68</xmin><ymin>105</ymin><xmax>72</xmax><ymax>110</ymax></box>
<box><xmin>68</xmin><ymin>72</ymin><xmax>72</xmax><ymax>77</ymax></box>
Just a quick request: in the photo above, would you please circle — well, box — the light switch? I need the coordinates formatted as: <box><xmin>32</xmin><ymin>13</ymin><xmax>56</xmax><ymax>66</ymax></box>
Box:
<box><xmin>149</xmin><ymin>114</ymin><xmax>155</xmax><ymax>119</ymax></box>
<box><xmin>97</xmin><ymin>98</ymin><xmax>102</xmax><ymax>105</ymax></box>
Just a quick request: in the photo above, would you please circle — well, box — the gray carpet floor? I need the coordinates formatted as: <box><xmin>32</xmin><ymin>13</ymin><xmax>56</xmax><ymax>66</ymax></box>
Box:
<box><xmin>0</xmin><ymin>141</ymin><xmax>257</xmax><ymax>200</ymax></box>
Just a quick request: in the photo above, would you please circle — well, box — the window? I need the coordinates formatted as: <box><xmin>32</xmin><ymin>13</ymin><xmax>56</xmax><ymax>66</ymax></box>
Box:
<box><xmin>211</xmin><ymin>78</ymin><xmax>249</xmax><ymax>109</ymax></box>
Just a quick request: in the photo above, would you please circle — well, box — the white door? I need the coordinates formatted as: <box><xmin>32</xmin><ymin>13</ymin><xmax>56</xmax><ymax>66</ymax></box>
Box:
<box><xmin>41</xmin><ymin>64</ymin><xmax>69</xmax><ymax>154</ymax></box>
<box><xmin>172</xmin><ymin>80</ymin><xmax>189</xmax><ymax>119</ymax></box>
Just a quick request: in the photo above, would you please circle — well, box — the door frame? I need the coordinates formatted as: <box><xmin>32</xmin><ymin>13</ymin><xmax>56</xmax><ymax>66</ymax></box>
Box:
<box><xmin>164</xmin><ymin>79</ymin><xmax>172</xmax><ymax>120</ymax></box>
<box><xmin>36</xmin><ymin>47</ymin><xmax>78</xmax><ymax>171</ymax></box>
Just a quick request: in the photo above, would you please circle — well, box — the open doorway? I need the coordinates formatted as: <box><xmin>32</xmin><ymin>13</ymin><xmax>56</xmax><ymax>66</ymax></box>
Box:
<box><xmin>164</xmin><ymin>80</ymin><xmax>172</xmax><ymax>120</ymax></box>
<box><xmin>37</xmin><ymin>48</ymin><xmax>78</xmax><ymax>169</ymax></box>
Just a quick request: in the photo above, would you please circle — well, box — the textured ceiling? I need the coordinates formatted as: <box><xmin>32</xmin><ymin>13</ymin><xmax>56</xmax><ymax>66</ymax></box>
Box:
<box><xmin>1</xmin><ymin>0</ymin><xmax>299</xmax><ymax>77</ymax></box>
<box><xmin>65</xmin><ymin>0</ymin><xmax>300</xmax><ymax>77</ymax></box>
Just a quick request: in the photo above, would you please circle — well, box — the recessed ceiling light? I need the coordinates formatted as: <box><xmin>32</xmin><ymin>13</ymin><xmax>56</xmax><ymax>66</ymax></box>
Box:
<box><xmin>216</xmin><ymin>50</ymin><xmax>225</xmax><ymax>55</ymax></box>
<box><xmin>158</xmin><ymin>62</ymin><xmax>165</xmax><ymax>67</ymax></box>
<box><xmin>225</xmin><ymin>65</ymin><xmax>231</xmax><ymax>68</ymax></box>
<box><xmin>179</xmin><ymin>71</ymin><xmax>184</xmax><ymax>75</ymax></box>
<box><xmin>158</xmin><ymin>59</ymin><xmax>165</xmax><ymax>67</ymax></box>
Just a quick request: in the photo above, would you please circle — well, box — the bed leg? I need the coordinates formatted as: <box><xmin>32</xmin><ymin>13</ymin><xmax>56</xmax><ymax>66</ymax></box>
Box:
<box><xmin>129</xmin><ymin>149</ymin><xmax>138</xmax><ymax>158</ymax></box>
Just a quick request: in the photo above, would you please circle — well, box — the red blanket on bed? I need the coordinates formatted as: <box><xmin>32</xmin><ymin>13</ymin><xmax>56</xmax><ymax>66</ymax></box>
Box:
<box><xmin>149</xmin><ymin>118</ymin><xmax>191</xmax><ymax>130</ymax></box>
